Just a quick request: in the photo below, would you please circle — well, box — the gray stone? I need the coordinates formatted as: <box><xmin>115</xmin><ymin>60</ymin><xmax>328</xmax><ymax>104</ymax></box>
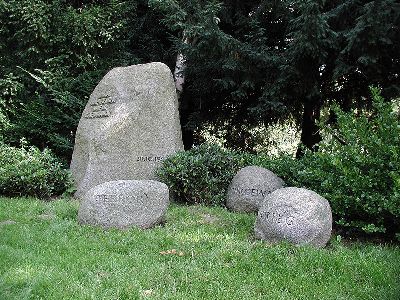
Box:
<box><xmin>38</xmin><ymin>213</ymin><xmax>55</xmax><ymax>220</ymax></box>
<box><xmin>0</xmin><ymin>220</ymin><xmax>17</xmax><ymax>226</ymax></box>
<box><xmin>254</xmin><ymin>187</ymin><xmax>332</xmax><ymax>248</ymax></box>
<box><xmin>226</xmin><ymin>166</ymin><xmax>285</xmax><ymax>213</ymax></box>
<box><xmin>78</xmin><ymin>180</ymin><xmax>169</xmax><ymax>229</ymax></box>
<box><xmin>70</xmin><ymin>62</ymin><xmax>183</xmax><ymax>199</ymax></box>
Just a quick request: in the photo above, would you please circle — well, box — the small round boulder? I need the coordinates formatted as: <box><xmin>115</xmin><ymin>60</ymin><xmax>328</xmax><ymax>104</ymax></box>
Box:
<box><xmin>78</xmin><ymin>180</ymin><xmax>169</xmax><ymax>229</ymax></box>
<box><xmin>226</xmin><ymin>166</ymin><xmax>285</xmax><ymax>213</ymax></box>
<box><xmin>254</xmin><ymin>187</ymin><xmax>332</xmax><ymax>247</ymax></box>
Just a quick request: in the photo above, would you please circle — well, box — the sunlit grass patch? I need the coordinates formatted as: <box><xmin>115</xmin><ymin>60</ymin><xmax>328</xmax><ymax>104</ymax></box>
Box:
<box><xmin>0</xmin><ymin>197</ymin><xmax>399</xmax><ymax>299</ymax></box>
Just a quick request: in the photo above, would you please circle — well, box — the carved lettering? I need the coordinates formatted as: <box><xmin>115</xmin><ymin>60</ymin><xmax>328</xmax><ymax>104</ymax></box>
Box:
<box><xmin>84</xmin><ymin>95</ymin><xmax>115</xmax><ymax>119</ymax></box>
<box><xmin>84</xmin><ymin>110</ymin><xmax>111</xmax><ymax>119</ymax></box>
<box><xmin>260</xmin><ymin>189</ymin><xmax>267</xmax><ymax>198</ymax></box>
<box><xmin>91</xmin><ymin>95</ymin><xmax>116</xmax><ymax>106</ymax></box>
<box><xmin>230</xmin><ymin>186</ymin><xmax>271</xmax><ymax>198</ymax></box>
<box><xmin>261</xmin><ymin>205</ymin><xmax>298</xmax><ymax>227</ymax></box>
<box><xmin>96</xmin><ymin>194</ymin><xmax>110</xmax><ymax>202</ymax></box>
<box><xmin>95</xmin><ymin>192</ymin><xmax>149</xmax><ymax>206</ymax></box>
<box><xmin>136</xmin><ymin>156</ymin><xmax>165</xmax><ymax>162</ymax></box>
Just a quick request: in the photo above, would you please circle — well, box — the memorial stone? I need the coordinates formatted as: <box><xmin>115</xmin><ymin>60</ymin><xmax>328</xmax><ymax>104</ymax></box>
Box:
<box><xmin>254</xmin><ymin>187</ymin><xmax>332</xmax><ymax>247</ymax></box>
<box><xmin>78</xmin><ymin>180</ymin><xmax>169</xmax><ymax>229</ymax></box>
<box><xmin>70</xmin><ymin>62</ymin><xmax>183</xmax><ymax>198</ymax></box>
<box><xmin>226</xmin><ymin>166</ymin><xmax>285</xmax><ymax>213</ymax></box>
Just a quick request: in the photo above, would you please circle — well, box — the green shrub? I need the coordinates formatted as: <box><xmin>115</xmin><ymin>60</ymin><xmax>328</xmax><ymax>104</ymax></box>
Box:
<box><xmin>156</xmin><ymin>142</ymin><xmax>304</xmax><ymax>207</ymax></box>
<box><xmin>282</xmin><ymin>88</ymin><xmax>400</xmax><ymax>238</ymax></box>
<box><xmin>157</xmin><ymin>144</ymin><xmax>257</xmax><ymax>206</ymax></box>
<box><xmin>0</xmin><ymin>140</ymin><xmax>72</xmax><ymax>198</ymax></box>
<box><xmin>258</xmin><ymin>88</ymin><xmax>400</xmax><ymax>239</ymax></box>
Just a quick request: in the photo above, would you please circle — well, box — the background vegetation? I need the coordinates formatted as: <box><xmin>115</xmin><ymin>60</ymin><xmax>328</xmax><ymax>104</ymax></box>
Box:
<box><xmin>1</xmin><ymin>0</ymin><xmax>399</xmax><ymax>159</ymax></box>
<box><xmin>158</xmin><ymin>89</ymin><xmax>400</xmax><ymax>240</ymax></box>
<box><xmin>0</xmin><ymin>0</ymin><xmax>174</xmax><ymax>161</ymax></box>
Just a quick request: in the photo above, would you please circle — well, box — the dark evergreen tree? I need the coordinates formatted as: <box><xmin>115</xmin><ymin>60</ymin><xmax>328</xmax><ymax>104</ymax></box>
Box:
<box><xmin>1</xmin><ymin>0</ymin><xmax>399</xmax><ymax>159</ymax></box>
<box><xmin>152</xmin><ymin>0</ymin><xmax>400</xmax><ymax>153</ymax></box>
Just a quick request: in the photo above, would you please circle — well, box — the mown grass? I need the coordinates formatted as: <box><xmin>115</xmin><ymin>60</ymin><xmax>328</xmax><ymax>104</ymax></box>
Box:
<box><xmin>0</xmin><ymin>197</ymin><xmax>399</xmax><ymax>300</ymax></box>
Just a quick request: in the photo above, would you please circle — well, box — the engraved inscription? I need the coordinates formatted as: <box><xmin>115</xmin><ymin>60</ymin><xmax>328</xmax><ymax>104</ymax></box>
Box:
<box><xmin>91</xmin><ymin>95</ymin><xmax>116</xmax><ymax>106</ymax></box>
<box><xmin>95</xmin><ymin>193</ymin><xmax>147</xmax><ymax>205</ymax></box>
<box><xmin>260</xmin><ymin>205</ymin><xmax>298</xmax><ymax>226</ymax></box>
<box><xmin>84</xmin><ymin>88</ymin><xmax>141</xmax><ymax>119</ymax></box>
<box><xmin>96</xmin><ymin>194</ymin><xmax>112</xmax><ymax>202</ymax></box>
<box><xmin>85</xmin><ymin>105</ymin><xmax>111</xmax><ymax>119</ymax></box>
<box><xmin>137</xmin><ymin>156</ymin><xmax>165</xmax><ymax>162</ymax></box>
<box><xmin>84</xmin><ymin>95</ymin><xmax>115</xmax><ymax>119</ymax></box>
<box><xmin>230</xmin><ymin>186</ymin><xmax>272</xmax><ymax>198</ymax></box>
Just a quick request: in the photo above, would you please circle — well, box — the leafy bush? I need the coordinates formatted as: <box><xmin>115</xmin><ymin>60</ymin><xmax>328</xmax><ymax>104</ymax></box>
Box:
<box><xmin>254</xmin><ymin>89</ymin><xmax>400</xmax><ymax>239</ymax></box>
<box><xmin>157</xmin><ymin>144</ymin><xmax>257</xmax><ymax>206</ymax></box>
<box><xmin>157</xmin><ymin>141</ymin><xmax>306</xmax><ymax>206</ymax></box>
<box><xmin>281</xmin><ymin>88</ymin><xmax>400</xmax><ymax>238</ymax></box>
<box><xmin>0</xmin><ymin>141</ymin><xmax>72</xmax><ymax>198</ymax></box>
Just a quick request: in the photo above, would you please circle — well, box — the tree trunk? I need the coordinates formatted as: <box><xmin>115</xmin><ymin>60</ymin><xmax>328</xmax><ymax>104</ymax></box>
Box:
<box><xmin>174</xmin><ymin>36</ymin><xmax>196</xmax><ymax>97</ymax></box>
<box><xmin>174</xmin><ymin>36</ymin><xmax>196</xmax><ymax>150</ymax></box>
<box><xmin>182</xmin><ymin>126</ymin><xmax>194</xmax><ymax>150</ymax></box>
<box><xmin>178</xmin><ymin>94</ymin><xmax>194</xmax><ymax>150</ymax></box>
<box><xmin>174</xmin><ymin>51</ymin><xmax>186</xmax><ymax>99</ymax></box>
<box><xmin>296</xmin><ymin>98</ymin><xmax>321</xmax><ymax>158</ymax></box>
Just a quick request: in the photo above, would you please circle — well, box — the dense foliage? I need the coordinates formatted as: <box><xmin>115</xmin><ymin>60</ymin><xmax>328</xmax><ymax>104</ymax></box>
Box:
<box><xmin>0</xmin><ymin>141</ymin><xmax>72</xmax><ymax>198</ymax></box>
<box><xmin>158</xmin><ymin>90</ymin><xmax>400</xmax><ymax>240</ymax></box>
<box><xmin>151</xmin><ymin>0</ymin><xmax>400</xmax><ymax>152</ymax></box>
<box><xmin>1</xmin><ymin>1</ymin><xmax>399</xmax><ymax>159</ymax></box>
<box><xmin>157</xmin><ymin>144</ymin><xmax>254</xmax><ymax>206</ymax></box>
<box><xmin>285</xmin><ymin>88</ymin><xmax>400</xmax><ymax>239</ymax></box>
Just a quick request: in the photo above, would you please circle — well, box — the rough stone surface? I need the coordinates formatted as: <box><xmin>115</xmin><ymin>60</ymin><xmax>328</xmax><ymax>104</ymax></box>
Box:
<box><xmin>254</xmin><ymin>187</ymin><xmax>332</xmax><ymax>247</ymax></box>
<box><xmin>226</xmin><ymin>166</ymin><xmax>285</xmax><ymax>213</ymax></box>
<box><xmin>0</xmin><ymin>220</ymin><xmax>17</xmax><ymax>226</ymax></box>
<box><xmin>70</xmin><ymin>62</ymin><xmax>183</xmax><ymax>199</ymax></box>
<box><xmin>78</xmin><ymin>180</ymin><xmax>169</xmax><ymax>229</ymax></box>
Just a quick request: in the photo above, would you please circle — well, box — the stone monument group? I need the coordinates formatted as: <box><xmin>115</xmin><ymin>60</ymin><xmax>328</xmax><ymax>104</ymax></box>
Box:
<box><xmin>71</xmin><ymin>62</ymin><xmax>332</xmax><ymax>248</ymax></box>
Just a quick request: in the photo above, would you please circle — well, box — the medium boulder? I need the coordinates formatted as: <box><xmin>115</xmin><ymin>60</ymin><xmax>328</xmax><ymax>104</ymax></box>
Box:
<box><xmin>226</xmin><ymin>166</ymin><xmax>285</xmax><ymax>213</ymax></box>
<box><xmin>254</xmin><ymin>187</ymin><xmax>332</xmax><ymax>247</ymax></box>
<box><xmin>70</xmin><ymin>62</ymin><xmax>183</xmax><ymax>199</ymax></box>
<box><xmin>78</xmin><ymin>180</ymin><xmax>169</xmax><ymax>229</ymax></box>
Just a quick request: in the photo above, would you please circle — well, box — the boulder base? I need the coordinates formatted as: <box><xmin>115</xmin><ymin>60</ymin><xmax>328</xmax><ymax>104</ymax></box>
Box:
<box><xmin>254</xmin><ymin>187</ymin><xmax>332</xmax><ymax>247</ymax></box>
<box><xmin>78</xmin><ymin>180</ymin><xmax>169</xmax><ymax>229</ymax></box>
<box><xmin>226</xmin><ymin>166</ymin><xmax>284</xmax><ymax>213</ymax></box>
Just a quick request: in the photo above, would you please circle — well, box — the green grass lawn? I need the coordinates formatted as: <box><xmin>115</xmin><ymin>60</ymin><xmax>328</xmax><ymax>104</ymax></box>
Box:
<box><xmin>0</xmin><ymin>197</ymin><xmax>399</xmax><ymax>300</ymax></box>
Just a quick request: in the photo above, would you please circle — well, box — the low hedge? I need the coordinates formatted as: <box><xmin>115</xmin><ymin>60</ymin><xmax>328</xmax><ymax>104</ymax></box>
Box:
<box><xmin>0</xmin><ymin>141</ymin><xmax>72</xmax><ymax>198</ymax></box>
<box><xmin>157</xmin><ymin>144</ymin><xmax>255</xmax><ymax>206</ymax></box>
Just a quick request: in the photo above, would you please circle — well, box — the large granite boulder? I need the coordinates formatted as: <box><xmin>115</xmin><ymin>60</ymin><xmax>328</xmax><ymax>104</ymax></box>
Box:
<box><xmin>226</xmin><ymin>166</ymin><xmax>285</xmax><ymax>213</ymax></box>
<box><xmin>78</xmin><ymin>180</ymin><xmax>169</xmax><ymax>229</ymax></box>
<box><xmin>70</xmin><ymin>62</ymin><xmax>183</xmax><ymax>199</ymax></box>
<box><xmin>254</xmin><ymin>187</ymin><xmax>332</xmax><ymax>247</ymax></box>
